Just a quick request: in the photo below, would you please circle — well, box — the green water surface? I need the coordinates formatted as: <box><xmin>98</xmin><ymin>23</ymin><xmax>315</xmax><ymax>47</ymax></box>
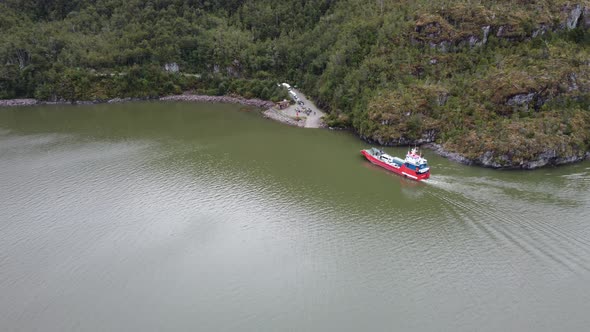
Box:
<box><xmin>1</xmin><ymin>102</ymin><xmax>590</xmax><ymax>331</ymax></box>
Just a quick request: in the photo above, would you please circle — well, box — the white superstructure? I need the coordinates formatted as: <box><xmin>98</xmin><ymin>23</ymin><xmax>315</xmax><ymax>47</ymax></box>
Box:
<box><xmin>405</xmin><ymin>148</ymin><xmax>429</xmax><ymax>173</ymax></box>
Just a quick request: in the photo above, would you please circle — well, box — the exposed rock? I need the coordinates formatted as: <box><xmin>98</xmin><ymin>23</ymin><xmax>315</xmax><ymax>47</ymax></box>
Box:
<box><xmin>108</xmin><ymin>97</ymin><xmax>135</xmax><ymax>103</ymax></box>
<box><xmin>506</xmin><ymin>91</ymin><xmax>552</xmax><ymax>110</ymax></box>
<box><xmin>506</xmin><ymin>92</ymin><xmax>536</xmax><ymax>107</ymax></box>
<box><xmin>532</xmin><ymin>23</ymin><xmax>549</xmax><ymax>38</ymax></box>
<box><xmin>370</xmin><ymin>140</ymin><xmax>584</xmax><ymax>170</ymax></box>
<box><xmin>413</xmin><ymin>6</ymin><xmax>587</xmax><ymax>50</ymax></box>
<box><xmin>467</xmin><ymin>35</ymin><xmax>479</xmax><ymax>47</ymax></box>
<box><xmin>474</xmin><ymin>151</ymin><xmax>504</xmax><ymax>168</ymax></box>
<box><xmin>0</xmin><ymin>98</ymin><xmax>37</xmax><ymax>107</ymax></box>
<box><xmin>518</xmin><ymin>150</ymin><xmax>588</xmax><ymax>169</ymax></box>
<box><xmin>565</xmin><ymin>4</ymin><xmax>583</xmax><ymax>29</ymax></box>
<box><xmin>481</xmin><ymin>25</ymin><xmax>491</xmax><ymax>44</ymax></box>
<box><xmin>583</xmin><ymin>7</ymin><xmax>590</xmax><ymax>29</ymax></box>
<box><xmin>160</xmin><ymin>94</ymin><xmax>274</xmax><ymax>108</ymax></box>
<box><xmin>425</xmin><ymin>145</ymin><xmax>590</xmax><ymax>169</ymax></box>
<box><xmin>493</xmin><ymin>24</ymin><xmax>526</xmax><ymax>41</ymax></box>
<box><xmin>2</xmin><ymin>94</ymin><xmax>272</xmax><ymax>109</ymax></box>
<box><xmin>568</xmin><ymin>73</ymin><xmax>579</xmax><ymax>92</ymax></box>
<box><xmin>424</xmin><ymin>143</ymin><xmax>473</xmax><ymax>165</ymax></box>
<box><xmin>464</xmin><ymin>26</ymin><xmax>491</xmax><ymax>47</ymax></box>
<box><xmin>164</xmin><ymin>62</ymin><xmax>179</xmax><ymax>73</ymax></box>
<box><xmin>226</xmin><ymin>59</ymin><xmax>241</xmax><ymax>78</ymax></box>
<box><xmin>262</xmin><ymin>108</ymin><xmax>304</xmax><ymax>127</ymax></box>
<box><xmin>421</xmin><ymin>129</ymin><xmax>437</xmax><ymax>143</ymax></box>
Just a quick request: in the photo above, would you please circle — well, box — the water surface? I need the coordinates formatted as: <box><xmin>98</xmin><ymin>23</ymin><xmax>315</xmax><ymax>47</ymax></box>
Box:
<box><xmin>1</xmin><ymin>102</ymin><xmax>590</xmax><ymax>331</ymax></box>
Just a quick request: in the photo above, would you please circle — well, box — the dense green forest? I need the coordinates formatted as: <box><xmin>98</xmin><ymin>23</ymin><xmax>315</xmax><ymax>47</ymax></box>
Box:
<box><xmin>1</xmin><ymin>0</ymin><xmax>590</xmax><ymax>166</ymax></box>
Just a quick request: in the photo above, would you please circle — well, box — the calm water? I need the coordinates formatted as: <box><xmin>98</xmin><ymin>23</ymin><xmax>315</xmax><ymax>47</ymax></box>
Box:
<box><xmin>1</xmin><ymin>102</ymin><xmax>590</xmax><ymax>331</ymax></box>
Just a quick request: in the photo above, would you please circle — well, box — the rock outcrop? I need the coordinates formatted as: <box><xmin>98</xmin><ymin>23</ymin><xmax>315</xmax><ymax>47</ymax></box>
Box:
<box><xmin>565</xmin><ymin>4</ymin><xmax>584</xmax><ymax>29</ymax></box>
<box><xmin>424</xmin><ymin>143</ymin><xmax>474</xmax><ymax>165</ymax></box>
<box><xmin>423</xmin><ymin>145</ymin><xmax>590</xmax><ymax>170</ymax></box>
<box><xmin>413</xmin><ymin>3</ymin><xmax>590</xmax><ymax>52</ymax></box>
<box><xmin>505</xmin><ymin>92</ymin><xmax>536</xmax><ymax>107</ymax></box>
<box><xmin>584</xmin><ymin>7</ymin><xmax>590</xmax><ymax>29</ymax></box>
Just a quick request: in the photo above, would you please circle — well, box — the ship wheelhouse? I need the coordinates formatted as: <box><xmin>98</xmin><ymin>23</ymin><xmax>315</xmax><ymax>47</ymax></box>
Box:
<box><xmin>404</xmin><ymin>148</ymin><xmax>429</xmax><ymax>174</ymax></box>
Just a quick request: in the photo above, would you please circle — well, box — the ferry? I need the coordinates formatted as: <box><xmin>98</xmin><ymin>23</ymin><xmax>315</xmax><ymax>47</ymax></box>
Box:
<box><xmin>361</xmin><ymin>147</ymin><xmax>430</xmax><ymax>181</ymax></box>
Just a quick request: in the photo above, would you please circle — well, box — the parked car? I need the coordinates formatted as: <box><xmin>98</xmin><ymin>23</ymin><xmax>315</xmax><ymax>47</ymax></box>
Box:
<box><xmin>297</xmin><ymin>100</ymin><xmax>304</xmax><ymax>105</ymax></box>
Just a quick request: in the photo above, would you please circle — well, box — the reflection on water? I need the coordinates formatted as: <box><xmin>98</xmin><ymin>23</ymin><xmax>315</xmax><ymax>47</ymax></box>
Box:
<box><xmin>1</xmin><ymin>102</ymin><xmax>590</xmax><ymax>331</ymax></box>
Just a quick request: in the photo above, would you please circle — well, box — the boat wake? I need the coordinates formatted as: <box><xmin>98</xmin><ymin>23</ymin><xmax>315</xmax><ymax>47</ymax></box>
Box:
<box><xmin>425</xmin><ymin>173</ymin><xmax>590</xmax><ymax>275</ymax></box>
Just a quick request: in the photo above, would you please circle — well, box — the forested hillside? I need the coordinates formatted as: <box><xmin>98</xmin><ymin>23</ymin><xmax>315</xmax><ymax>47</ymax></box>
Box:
<box><xmin>2</xmin><ymin>0</ymin><xmax>590</xmax><ymax>167</ymax></box>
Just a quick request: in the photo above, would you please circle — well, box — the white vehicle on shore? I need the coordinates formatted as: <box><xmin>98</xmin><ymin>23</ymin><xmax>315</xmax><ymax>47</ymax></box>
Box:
<box><xmin>282</xmin><ymin>83</ymin><xmax>292</xmax><ymax>90</ymax></box>
<box><xmin>289</xmin><ymin>90</ymin><xmax>298</xmax><ymax>100</ymax></box>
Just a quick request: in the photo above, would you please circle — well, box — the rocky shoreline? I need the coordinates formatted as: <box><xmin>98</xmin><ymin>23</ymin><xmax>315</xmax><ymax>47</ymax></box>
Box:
<box><xmin>0</xmin><ymin>94</ymin><xmax>309</xmax><ymax>128</ymax></box>
<box><xmin>160</xmin><ymin>94</ymin><xmax>274</xmax><ymax>108</ymax></box>
<box><xmin>358</xmin><ymin>135</ymin><xmax>590</xmax><ymax>170</ymax></box>
<box><xmin>423</xmin><ymin>143</ymin><xmax>475</xmax><ymax>166</ymax></box>
<box><xmin>262</xmin><ymin>108</ymin><xmax>304</xmax><ymax>127</ymax></box>
<box><xmin>0</xmin><ymin>97</ymin><xmax>152</xmax><ymax>107</ymax></box>
<box><xmin>423</xmin><ymin>143</ymin><xmax>589</xmax><ymax>169</ymax></box>
<box><xmin>0</xmin><ymin>94</ymin><xmax>275</xmax><ymax>109</ymax></box>
<box><xmin>3</xmin><ymin>95</ymin><xmax>588</xmax><ymax>169</ymax></box>
<box><xmin>0</xmin><ymin>99</ymin><xmax>39</xmax><ymax>107</ymax></box>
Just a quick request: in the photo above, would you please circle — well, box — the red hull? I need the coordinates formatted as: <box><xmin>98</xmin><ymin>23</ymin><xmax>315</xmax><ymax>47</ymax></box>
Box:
<box><xmin>361</xmin><ymin>150</ymin><xmax>430</xmax><ymax>181</ymax></box>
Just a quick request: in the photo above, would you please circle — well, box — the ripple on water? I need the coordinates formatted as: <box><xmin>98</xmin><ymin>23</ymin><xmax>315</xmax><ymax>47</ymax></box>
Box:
<box><xmin>426</xmin><ymin>171</ymin><xmax>590</xmax><ymax>277</ymax></box>
<box><xmin>2</xmin><ymin>118</ymin><xmax>590</xmax><ymax>331</ymax></box>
